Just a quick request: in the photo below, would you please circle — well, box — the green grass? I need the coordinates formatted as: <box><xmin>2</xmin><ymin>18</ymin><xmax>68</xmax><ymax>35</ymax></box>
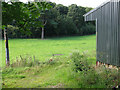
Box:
<box><xmin>2</xmin><ymin>35</ymin><xmax>96</xmax><ymax>66</ymax></box>
<box><xmin>5</xmin><ymin>35</ymin><xmax>118</xmax><ymax>88</ymax></box>
<box><xmin>2</xmin><ymin>35</ymin><xmax>119</xmax><ymax>88</ymax></box>
<box><xmin>2</xmin><ymin>51</ymin><xmax>119</xmax><ymax>88</ymax></box>
<box><xmin>2</xmin><ymin>55</ymin><xmax>96</xmax><ymax>88</ymax></box>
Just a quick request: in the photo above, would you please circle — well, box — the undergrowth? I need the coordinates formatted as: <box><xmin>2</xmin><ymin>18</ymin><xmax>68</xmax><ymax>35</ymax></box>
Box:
<box><xmin>2</xmin><ymin>51</ymin><xmax>120</xmax><ymax>88</ymax></box>
<box><xmin>70</xmin><ymin>51</ymin><xmax>120</xmax><ymax>88</ymax></box>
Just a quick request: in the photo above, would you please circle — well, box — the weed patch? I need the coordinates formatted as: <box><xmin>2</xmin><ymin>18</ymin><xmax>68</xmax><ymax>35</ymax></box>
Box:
<box><xmin>70</xmin><ymin>51</ymin><xmax>120</xmax><ymax>88</ymax></box>
<box><xmin>2</xmin><ymin>51</ymin><xmax>120</xmax><ymax>88</ymax></box>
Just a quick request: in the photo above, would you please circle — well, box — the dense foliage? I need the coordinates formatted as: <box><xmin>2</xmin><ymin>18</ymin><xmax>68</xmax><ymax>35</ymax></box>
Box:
<box><xmin>2</xmin><ymin>2</ymin><xmax>95</xmax><ymax>38</ymax></box>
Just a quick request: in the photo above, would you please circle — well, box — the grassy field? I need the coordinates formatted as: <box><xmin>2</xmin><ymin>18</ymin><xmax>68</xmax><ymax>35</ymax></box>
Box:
<box><xmin>2</xmin><ymin>35</ymin><xmax>96</xmax><ymax>66</ymax></box>
<box><xmin>2</xmin><ymin>35</ymin><xmax>119</xmax><ymax>88</ymax></box>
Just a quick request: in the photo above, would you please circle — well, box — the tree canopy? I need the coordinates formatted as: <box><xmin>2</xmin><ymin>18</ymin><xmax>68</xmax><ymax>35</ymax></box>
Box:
<box><xmin>2</xmin><ymin>1</ymin><xmax>95</xmax><ymax>38</ymax></box>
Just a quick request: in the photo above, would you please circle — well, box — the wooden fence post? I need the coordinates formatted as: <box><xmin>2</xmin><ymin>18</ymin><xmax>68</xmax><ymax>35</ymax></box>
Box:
<box><xmin>4</xmin><ymin>28</ymin><xmax>10</xmax><ymax>66</ymax></box>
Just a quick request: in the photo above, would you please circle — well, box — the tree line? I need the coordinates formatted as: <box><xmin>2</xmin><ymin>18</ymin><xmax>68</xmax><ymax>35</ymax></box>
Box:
<box><xmin>2</xmin><ymin>1</ymin><xmax>95</xmax><ymax>39</ymax></box>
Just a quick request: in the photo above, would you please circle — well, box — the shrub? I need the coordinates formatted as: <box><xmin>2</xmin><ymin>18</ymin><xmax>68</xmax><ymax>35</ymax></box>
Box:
<box><xmin>70</xmin><ymin>51</ymin><xmax>120</xmax><ymax>88</ymax></box>
<box><xmin>70</xmin><ymin>51</ymin><xmax>91</xmax><ymax>72</ymax></box>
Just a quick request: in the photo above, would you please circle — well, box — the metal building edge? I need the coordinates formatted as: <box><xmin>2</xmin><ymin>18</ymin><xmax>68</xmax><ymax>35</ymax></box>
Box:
<box><xmin>83</xmin><ymin>0</ymin><xmax>120</xmax><ymax>17</ymax></box>
<box><xmin>84</xmin><ymin>0</ymin><xmax>120</xmax><ymax>67</ymax></box>
<box><xmin>0</xmin><ymin>1</ymin><xmax>2</xmax><ymax>89</ymax></box>
<box><xmin>118</xmin><ymin>1</ymin><xmax>120</xmax><ymax>67</ymax></box>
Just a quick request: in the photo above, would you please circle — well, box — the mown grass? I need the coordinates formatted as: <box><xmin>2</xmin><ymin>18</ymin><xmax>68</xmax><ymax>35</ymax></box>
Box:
<box><xmin>2</xmin><ymin>35</ymin><xmax>96</xmax><ymax>66</ymax></box>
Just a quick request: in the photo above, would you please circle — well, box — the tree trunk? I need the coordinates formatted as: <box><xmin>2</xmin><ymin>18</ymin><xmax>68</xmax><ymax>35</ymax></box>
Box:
<box><xmin>4</xmin><ymin>28</ymin><xmax>10</xmax><ymax>66</ymax></box>
<box><xmin>41</xmin><ymin>27</ymin><xmax>44</xmax><ymax>39</ymax></box>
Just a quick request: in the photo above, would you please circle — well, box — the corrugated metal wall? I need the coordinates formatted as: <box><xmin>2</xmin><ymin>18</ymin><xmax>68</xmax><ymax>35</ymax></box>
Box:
<box><xmin>118</xmin><ymin>0</ymin><xmax>120</xmax><ymax>66</ymax></box>
<box><xmin>84</xmin><ymin>0</ymin><xmax>120</xmax><ymax>66</ymax></box>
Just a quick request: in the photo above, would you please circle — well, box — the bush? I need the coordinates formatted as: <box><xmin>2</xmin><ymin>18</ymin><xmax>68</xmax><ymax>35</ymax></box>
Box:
<box><xmin>70</xmin><ymin>51</ymin><xmax>91</xmax><ymax>72</ymax></box>
<box><xmin>70</xmin><ymin>51</ymin><xmax>120</xmax><ymax>88</ymax></box>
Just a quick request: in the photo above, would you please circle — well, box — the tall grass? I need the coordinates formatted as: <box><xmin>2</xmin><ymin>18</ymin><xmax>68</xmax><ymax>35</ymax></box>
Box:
<box><xmin>2</xmin><ymin>51</ymin><xmax>120</xmax><ymax>88</ymax></box>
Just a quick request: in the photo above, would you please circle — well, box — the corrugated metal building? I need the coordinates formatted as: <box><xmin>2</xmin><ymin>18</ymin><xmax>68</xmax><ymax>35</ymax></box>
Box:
<box><xmin>84</xmin><ymin>0</ymin><xmax>120</xmax><ymax>66</ymax></box>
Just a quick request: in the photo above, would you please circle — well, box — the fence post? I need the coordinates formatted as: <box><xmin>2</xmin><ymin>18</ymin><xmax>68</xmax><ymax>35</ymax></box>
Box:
<box><xmin>4</xmin><ymin>28</ymin><xmax>10</xmax><ymax>66</ymax></box>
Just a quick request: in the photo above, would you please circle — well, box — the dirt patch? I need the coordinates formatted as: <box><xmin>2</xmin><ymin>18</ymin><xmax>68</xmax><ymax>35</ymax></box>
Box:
<box><xmin>49</xmin><ymin>83</ymin><xmax>64</xmax><ymax>88</ymax></box>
